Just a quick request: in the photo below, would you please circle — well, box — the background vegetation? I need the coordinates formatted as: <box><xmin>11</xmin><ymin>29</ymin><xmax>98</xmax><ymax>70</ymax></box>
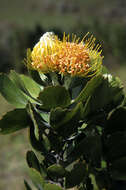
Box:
<box><xmin>0</xmin><ymin>0</ymin><xmax>126</xmax><ymax>189</ymax></box>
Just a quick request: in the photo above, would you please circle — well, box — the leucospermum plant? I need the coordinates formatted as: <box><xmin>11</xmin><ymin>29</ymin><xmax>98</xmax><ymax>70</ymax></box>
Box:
<box><xmin>0</xmin><ymin>32</ymin><xmax>126</xmax><ymax>190</ymax></box>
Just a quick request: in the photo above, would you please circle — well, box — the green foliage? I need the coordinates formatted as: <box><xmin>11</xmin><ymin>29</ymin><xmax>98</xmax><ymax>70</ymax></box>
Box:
<box><xmin>0</xmin><ymin>66</ymin><xmax>126</xmax><ymax>190</ymax></box>
<box><xmin>0</xmin><ymin>109</ymin><xmax>30</xmax><ymax>134</ymax></box>
<box><xmin>26</xmin><ymin>151</ymin><xmax>41</xmax><ymax>172</ymax></box>
<box><xmin>65</xmin><ymin>161</ymin><xmax>87</xmax><ymax>188</ymax></box>
<box><xmin>67</xmin><ymin>135</ymin><xmax>102</xmax><ymax>166</ymax></box>
<box><xmin>44</xmin><ymin>183</ymin><xmax>63</xmax><ymax>190</ymax></box>
<box><xmin>50</xmin><ymin>102</ymin><xmax>83</xmax><ymax>137</ymax></box>
<box><xmin>105</xmin><ymin>107</ymin><xmax>126</xmax><ymax>134</ymax></box>
<box><xmin>0</xmin><ymin>73</ymin><xmax>28</xmax><ymax>108</ymax></box>
<box><xmin>24</xmin><ymin>180</ymin><xmax>32</xmax><ymax>190</ymax></box>
<box><xmin>47</xmin><ymin>164</ymin><xmax>67</xmax><ymax>178</ymax></box>
<box><xmin>110</xmin><ymin>157</ymin><xmax>126</xmax><ymax>180</ymax></box>
<box><xmin>28</xmin><ymin>168</ymin><xmax>45</xmax><ymax>189</ymax></box>
<box><xmin>9</xmin><ymin>70</ymin><xmax>42</xmax><ymax>104</ymax></box>
<box><xmin>105</xmin><ymin>131</ymin><xmax>126</xmax><ymax>166</ymax></box>
<box><xmin>39</xmin><ymin>86</ymin><xmax>71</xmax><ymax>110</ymax></box>
<box><xmin>82</xmin><ymin>74</ymin><xmax>124</xmax><ymax>118</ymax></box>
<box><xmin>74</xmin><ymin>74</ymin><xmax>103</xmax><ymax>103</ymax></box>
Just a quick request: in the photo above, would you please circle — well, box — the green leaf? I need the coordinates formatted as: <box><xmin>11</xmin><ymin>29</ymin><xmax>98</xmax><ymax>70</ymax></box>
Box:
<box><xmin>9</xmin><ymin>70</ymin><xmax>28</xmax><ymax>94</ymax></box>
<box><xmin>9</xmin><ymin>70</ymin><xmax>41</xmax><ymax>104</ymax></box>
<box><xmin>29</xmin><ymin>70</ymin><xmax>46</xmax><ymax>86</ymax></box>
<box><xmin>27</xmin><ymin>103</ymin><xmax>40</xmax><ymax>140</ymax></box>
<box><xmin>110</xmin><ymin>156</ymin><xmax>126</xmax><ymax>180</ymax></box>
<box><xmin>20</xmin><ymin>74</ymin><xmax>42</xmax><ymax>98</ymax></box>
<box><xmin>63</xmin><ymin>75</ymin><xmax>73</xmax><ymax>90</ymax></box>
<box><xmin>44</xmin><ymin>183</ymin><xmax>63</xmax><ymax>190</ymax></box>
<box><xmin>95</xmin><ymin>171</ymin><xmax>110</xmax><ymax>189</ymax></box>
<box><xmin>105</xmin><ymin>132</ymin><xmax>126</xmax><ymax>162</ymax></box>
<box><xmin>47</xmin><ymin>132</ymin><xmax>64</xmax><ymax>152</ymax></box>
<box><xmin>68</xmin><ymin>135</ymin><xmax>102</xmax><ymax>164</ymax></box>
<box><xmin>74</xmin><ymin>74</ymin><xmax>103</xmax><ymax>103</ymax></box>
<box><xmin>64</xmin><ymin>75</ymin><xmax>88</xmax><ymax>98</ymax></box>
<box><xmin>28</xmin><ymin>168</ymin><xmax>45</xmax><ymax>189</ymax></box>
<box><xmin>89</xmin><ymin>174</ymin><xmax>99</xmax><ymax>190</ymax></box>
<box><xmin>24</xmin><ymin>180</ymin><xmax>32</xmax><ymax>190</ymax></box>
<box><xmin>65</xmin><ymin>161</ymin><xmax>87</xmax><ymax>188</ymax></box>
<box><xmin>0</xmin><ymin>73</ymin><xmax>28</xmax><ymax>108</ymax></box>
<box><xmin>40</xmin><ymin>112</ymin><xmax>49</xmax><ymax>123</ymax></box>
<box><xmin>50</xmin><ymin>102</ymin><xmax>83</xmax><ymax>137</ymax></box>
<box><xmin>39</xmin><ymin>72</ymin><xmax>49</xmax><ymax>83</ymax></box>
<box><xmin>39</xmin><ymin>72</ymin><xmax>53</xmax><ymax>86</ymax></box>
<box><xmin>39</xmin><ymin>86</ymin><xmax>71</xmax><ymax>110</ymax></box>
<box><xmin>28</xmin><ymin>125</ymin><xmax>48</xmax><ymax>153</ymax></box>
<box><xmin>0</xmin><ymin>109</ymin><xmax>30</xmax><ymax>134</ymax></box>
<box><xmin>82</xmin><ymin>74</ymin><xmax>124</xmax><ymax>117</ymax></box>
<box><xmin>26</xmin><ymin>150</ymin><xmax>47</xmax><ymax>179</ymax></box>
<box><xmin>42</xmin><ymin>134</ymin><xmax>51</xmax><ymax>152</ymax></box>
<box><xmin>27</xmin><ymin>104</ymin><xmax>50</xmax><ymax>153</ymax></box>
<box><xmin>49</xmin><ymin>72</ymin><xmax>60</xmax><ymax>85</ymax></box>
<box><xmin>47</xmin><ymin>164</ymin><xmax>67</xmax><ymax>178</ymax></box>
<box><xmin>65</xmin><ymin>75</ymin><xmax>88</xmax><ymax>90</ymax></box>
<box><xmin>81</xmin><ymin>96</ymin><xmax>91</xmax><ymax>118</ymax></box>
<box><xmin>26</xmin><ymin>151</ymin><xmax>41</xmax><ymax>172</ymax></box>
<box><xmin>106</xmin><ymin>107</ymin><xmax>126</xmax><ymax>134</ymax></box>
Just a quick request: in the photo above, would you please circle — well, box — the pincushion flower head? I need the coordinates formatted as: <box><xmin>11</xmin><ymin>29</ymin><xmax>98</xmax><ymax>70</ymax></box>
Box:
<box><xmin>29</xmin><ymin>32</ymin><xmax>103</xmax><ymax>77</ymax></box>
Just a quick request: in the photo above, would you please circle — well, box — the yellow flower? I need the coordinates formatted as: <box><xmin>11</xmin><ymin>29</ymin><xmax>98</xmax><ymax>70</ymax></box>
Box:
<box><xmin>29</xmin><ymin>32</ymin><xmax>103</xmax><ymax>77</ymax></box>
